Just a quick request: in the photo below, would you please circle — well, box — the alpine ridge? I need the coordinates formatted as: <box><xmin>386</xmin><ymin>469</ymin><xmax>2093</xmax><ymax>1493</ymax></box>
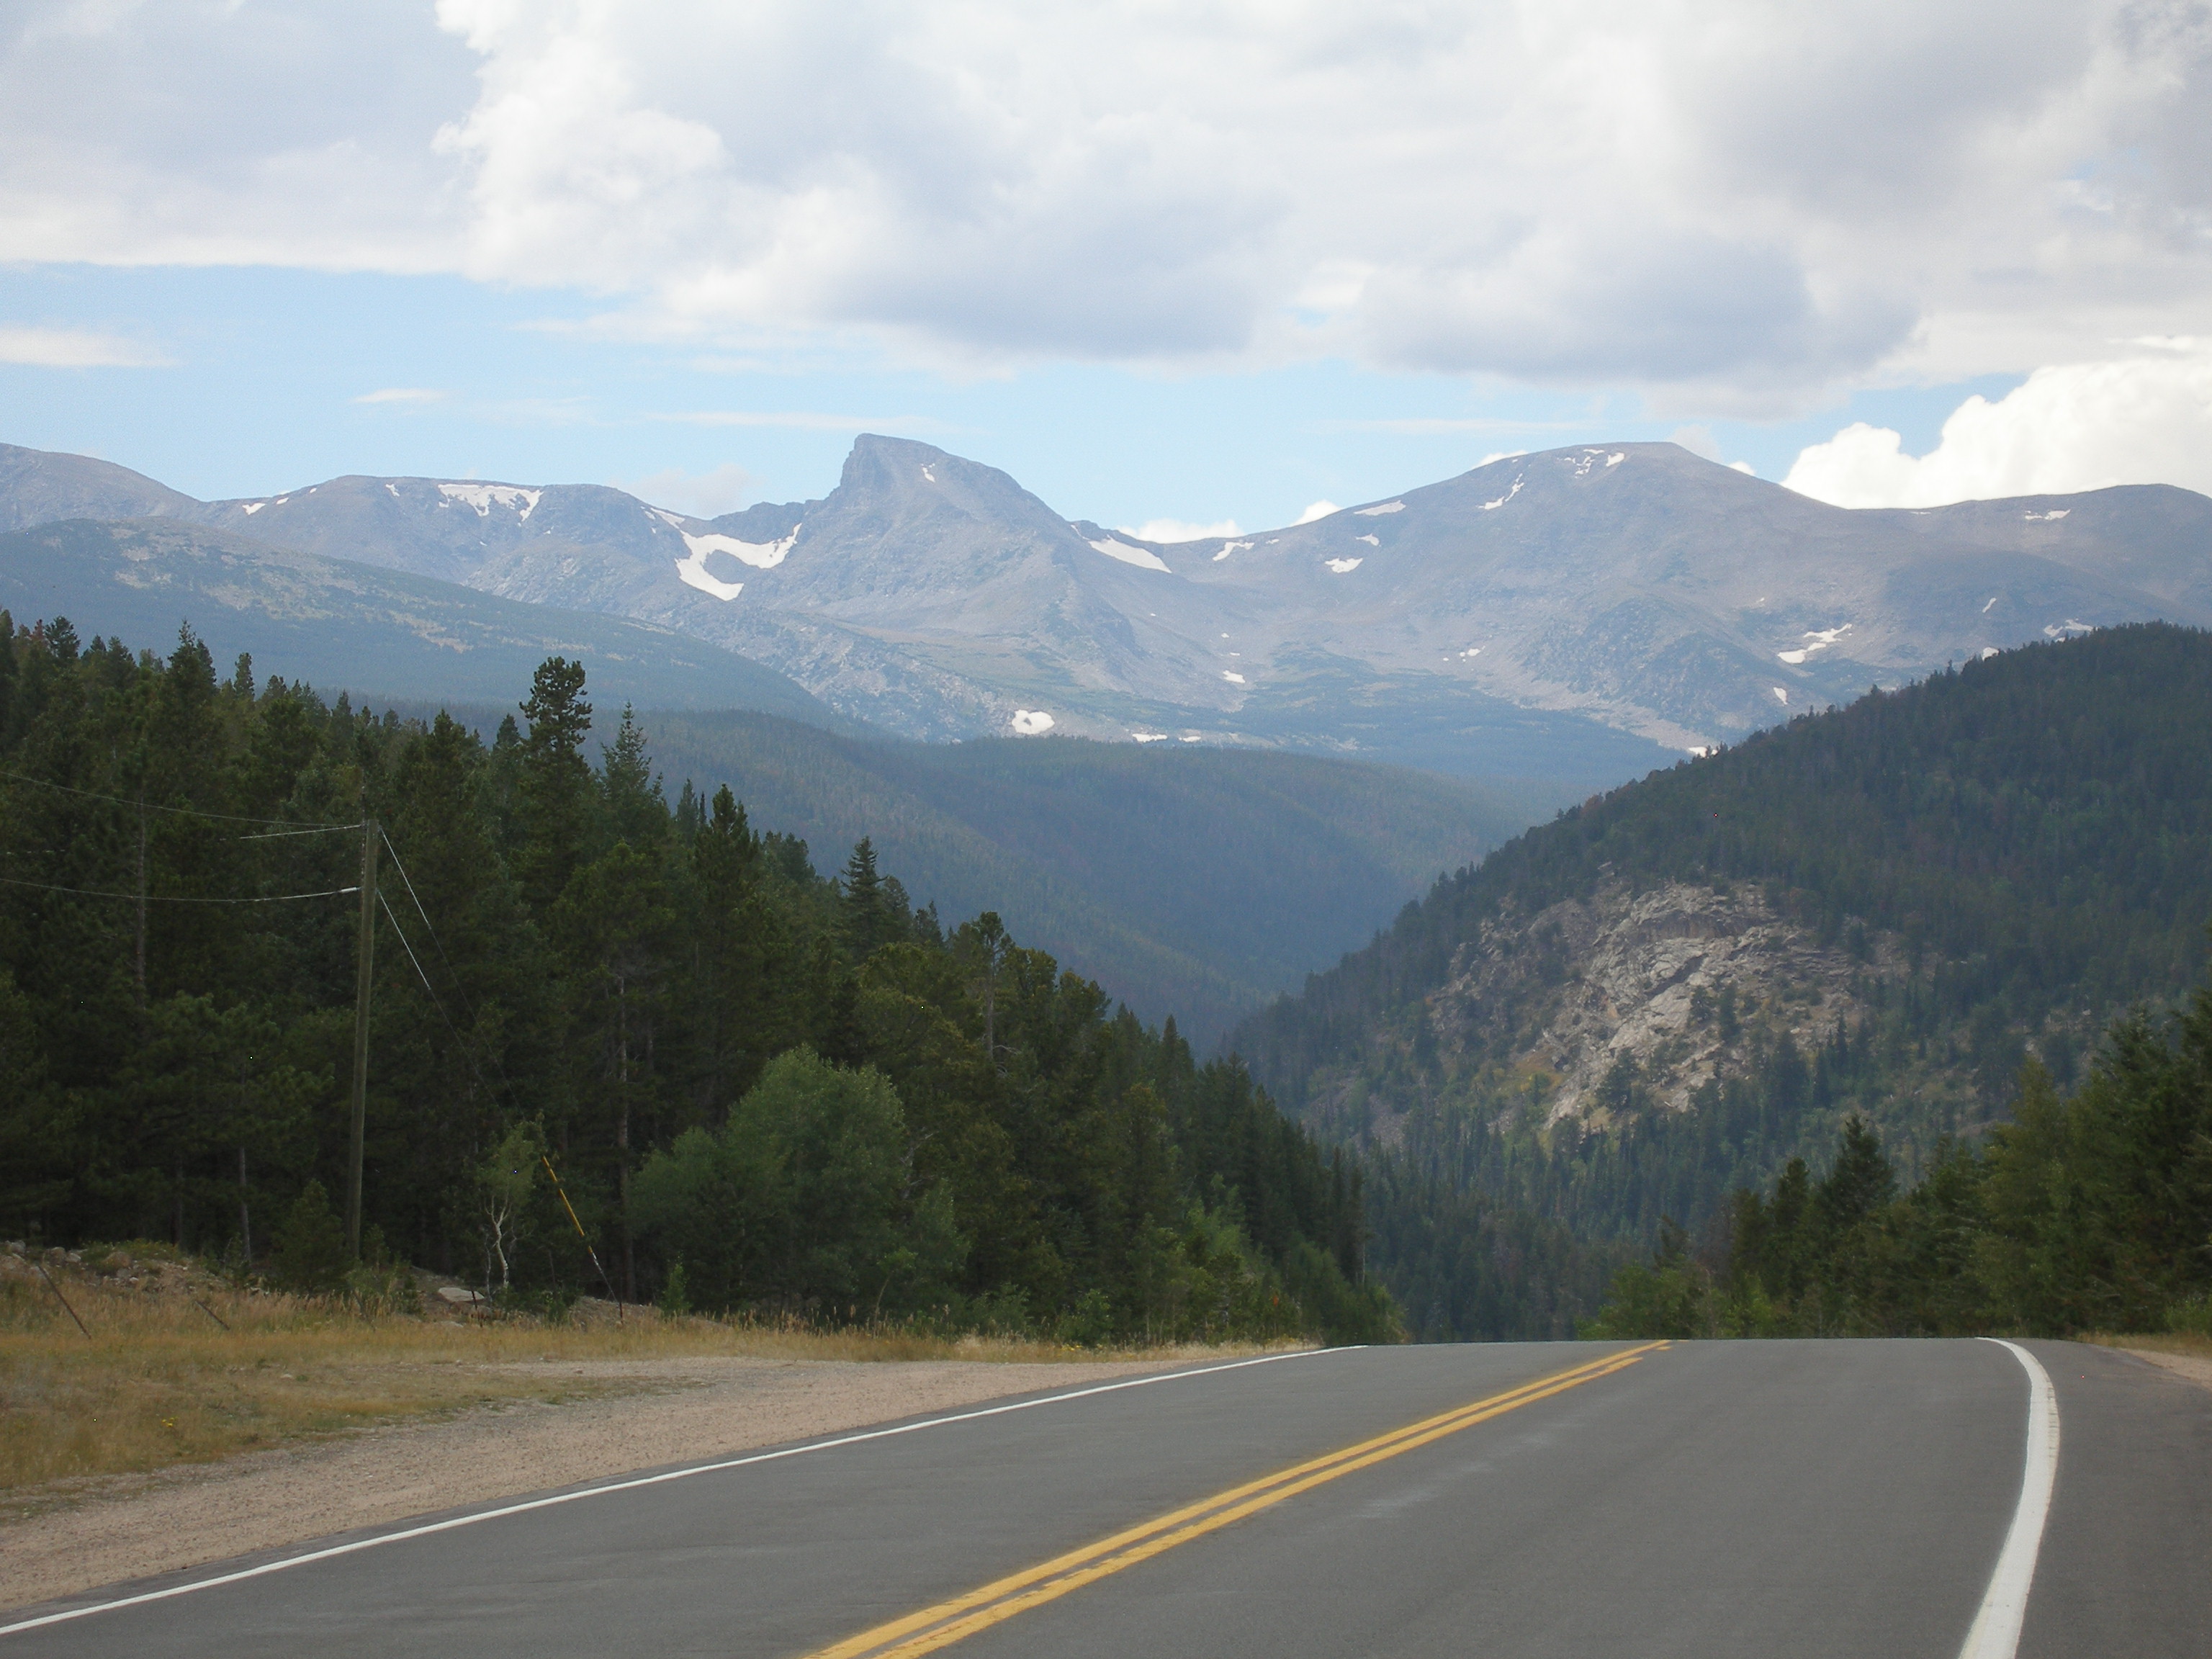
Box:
<box><xmin>2</xmin><ymin>437</ymin><xmax>2208</xmax><ymax>783</ymax></box>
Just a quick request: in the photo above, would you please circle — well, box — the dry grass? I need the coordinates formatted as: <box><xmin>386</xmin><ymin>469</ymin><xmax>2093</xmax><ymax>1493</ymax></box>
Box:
<box><xmin>2084</xmin><ymin>1330</ymin><xmax>2212</xmax><ymax>1359</ymax></box>
<box><xmin>1</xmin><ymin>1245</ymin><xmax>1274</xmax><ymax>1499</ymax></box>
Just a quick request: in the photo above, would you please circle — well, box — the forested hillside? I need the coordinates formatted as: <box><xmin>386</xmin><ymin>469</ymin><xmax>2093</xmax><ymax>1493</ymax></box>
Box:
<box><xmin>1235</xmin><ymin>624</ymin><xmax>2212</xmax><ymax>1337</ymax></box>
<box><xmin>1586</xmin><ymin>966</ymin><xmax>2212</xmax><ymax>1342</ymax></box>
<box><xmin>624</xmin><ymin>713</ymin><xmax>1538</xmax><ymax>1043</ymax></box>
<box><xmin>0</xmin><ymin>612</ymin><xmax>1390</xmax><ymax>1344</ymax></box>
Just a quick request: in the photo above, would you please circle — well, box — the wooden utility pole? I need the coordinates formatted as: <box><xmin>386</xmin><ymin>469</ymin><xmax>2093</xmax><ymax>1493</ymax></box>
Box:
<box><xmin>133</xmin><ymin>788</ymin><xmax>148</xmax><ymax>1007</ymax></box>
<box><xmin>346</xmin><ymin>817</ymin><xmax>378</xmax><ymax>1262</ymax></box>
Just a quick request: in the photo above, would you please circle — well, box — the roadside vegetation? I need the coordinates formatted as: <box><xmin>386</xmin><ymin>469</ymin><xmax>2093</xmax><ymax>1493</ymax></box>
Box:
<box><xmin>0</xmin><ymin>617</ymin><xmax>1395</xmax><ymax>1356</ymax></box>
<box><xmin>1582</xmin><ymin>950</ymin><xmax>2212</xmax><ymax>1341</ymax></box>
<box><xmin>1</xmin><ymin>1240</ymin><xmax>1275</xmax><ymax>1503</ymax></box>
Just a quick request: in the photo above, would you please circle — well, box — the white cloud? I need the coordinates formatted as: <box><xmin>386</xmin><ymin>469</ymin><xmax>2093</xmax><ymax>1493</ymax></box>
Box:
<box><xmin>619</xmin><ymin>462</ymin><xmax>755</xmax><ymax>518</ymax></box>
<box><xmin>1295</xmin><ymin>500</ymin><xmax>1341</xmax><ymax>524</ymax></box>
<box><xmin>353</xmin><ymin>386</ymin><xmax>446</xmax><ymax>404</ymax></box>
<box><xmin>3</xmin><ymin>2</ymin><xmax>2211</xmax><ymax>406</ymax></box>
<box><xmin>0</xmin><ymin>325</ymin><xmax>170</xmax><ymax>367</ymax></box>
<box><xmin>651</xmin><ymin>410</ymin><xmax>936</xmax><ymax>431</ymax></box>
<box><xmin>1122</xmin><ymin>517</ymin><xmax>1241</xmax><ymax>544</ymax></box>
<box><xmin>1784</xmin><ymin>342</ymin><xmax>2212</xmax><ymax>506</ymax></box>
<box><xmin>1670</xmin><ymin>424</ymin><xmax>1722</xmax><ymax>462</ymax></box>
<box><xmin>0</xmin><ymin>1</ymin><xmax>471</xmax><ymax>271</ymax></box>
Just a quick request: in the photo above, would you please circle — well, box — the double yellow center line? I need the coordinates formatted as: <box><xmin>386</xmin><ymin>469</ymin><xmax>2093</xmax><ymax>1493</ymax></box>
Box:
<box><xmin>806</xmin><ymin>1341</ymin><xmax>1668</xmax><ymax>1659</ymax></box>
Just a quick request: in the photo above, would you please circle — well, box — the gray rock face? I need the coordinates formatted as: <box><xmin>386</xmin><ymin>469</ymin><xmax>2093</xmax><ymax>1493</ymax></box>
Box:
<box><xmin>3</xmin><ymin>436</ymin><xmax>2206</xmax><ymax>779</ymax></box>
<box><xmin>1423</xmin><ymin>878</ymin><xmax>1900</xmax><ymax>1131</ymax></box>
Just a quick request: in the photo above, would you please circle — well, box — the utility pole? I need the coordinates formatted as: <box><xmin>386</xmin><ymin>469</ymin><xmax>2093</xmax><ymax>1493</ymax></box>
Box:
<box><xmin>346</xmin><ymin>817</ymin><xmax>378</xmax><ymax>1262</ymax></box>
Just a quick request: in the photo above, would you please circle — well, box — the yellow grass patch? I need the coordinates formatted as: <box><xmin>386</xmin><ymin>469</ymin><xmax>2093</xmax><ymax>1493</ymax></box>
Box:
<box><xmin>0</xmin><ymin>1246</ymin><xmax>1282</xmax><ymax>1506</ymax></box>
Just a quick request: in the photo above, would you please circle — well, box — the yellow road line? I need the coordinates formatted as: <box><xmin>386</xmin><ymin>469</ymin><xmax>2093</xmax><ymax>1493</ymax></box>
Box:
<box><xmin>804</xmin><ymin>1342</ymin><xmax>1666</xmax><ymax>1659</ymax></box>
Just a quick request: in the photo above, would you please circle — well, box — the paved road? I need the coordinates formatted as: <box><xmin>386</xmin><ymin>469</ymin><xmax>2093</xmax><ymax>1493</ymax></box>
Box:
<box><xmin>5</xmin><ymin>1340</ymin><xmax>2208</xmax><ymax>1658</ymax></box>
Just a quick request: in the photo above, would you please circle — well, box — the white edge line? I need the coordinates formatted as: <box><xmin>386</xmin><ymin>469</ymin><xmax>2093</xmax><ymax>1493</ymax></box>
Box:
<box><xmin>1956</xmin><ymin>1338</ymin><xmax>2061</xmax><ymax>1659</ymax></box>
<box><xmin>0</xmin><ymin>1347</ymin><xmax>1339</xmax><ymax>1638</ymax></box>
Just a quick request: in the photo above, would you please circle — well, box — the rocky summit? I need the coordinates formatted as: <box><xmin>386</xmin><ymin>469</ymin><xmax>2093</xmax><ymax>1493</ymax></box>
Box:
<box><xmin>2</xmin><ymin>436</ymin><xmax>2208</xmax><ymax>783</ymax></box>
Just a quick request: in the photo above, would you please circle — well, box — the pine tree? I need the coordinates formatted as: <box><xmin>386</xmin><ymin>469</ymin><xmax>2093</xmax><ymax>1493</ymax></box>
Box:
<box><xmin>601</xmin><ymin>704</ymin><xmax>666</xmax><ymax>850</ymax></box>
<box><xmin>516</xmin><ymin>657</ymin><xmax>595</xmax><ymax>910</ymax></box>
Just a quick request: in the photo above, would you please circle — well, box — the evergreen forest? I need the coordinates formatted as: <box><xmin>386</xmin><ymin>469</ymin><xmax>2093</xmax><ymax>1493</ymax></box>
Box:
<box><xmin>1236</xmin><ymin>625</ymin><xmax>2212</xmax><ymax>1339</ymax></box>
<box><xmin>0</xmin><ymin>613</ymin><xmax>1390</xmax><ymax>1344</ymax></box>
<box><xmin>1584</xmin><ymin>963</ymin><xmax>2212</xmax><ymax>1341</ymax></box>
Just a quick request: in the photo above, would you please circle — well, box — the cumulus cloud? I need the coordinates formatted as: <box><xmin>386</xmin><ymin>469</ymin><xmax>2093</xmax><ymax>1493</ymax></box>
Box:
<box><xmin>0</xmin><ymin>325</ymin><xmax>169</xmax><ymax>367</ymax></box>
<box><xmin>1295</xmin><ymin>500</ymin><xmax>1341</xmax><ymax>524</ymax></box>
<box><xmin>4</xmin><ymin>1</ymin><xmax>2210</xmax><ymax>403</ymax></box>
<box><xmin>1122</xmin><ymin>518</ymin><xmax>1242</xmax><ymax>544</ymax></box>
<box><xmin>0</xmin><ymin>0</ymin><xmax>471</xmax><ymax>270</ymax></box>
<box><xmin>1784</xmin><ymin>341</ymin><xmax>2212</xmax><ymax>506</ymax></box>
<box><xmin>619</xmin><ymin>462</ymin><xmax>755</xmax><ymax>518</ymax></box>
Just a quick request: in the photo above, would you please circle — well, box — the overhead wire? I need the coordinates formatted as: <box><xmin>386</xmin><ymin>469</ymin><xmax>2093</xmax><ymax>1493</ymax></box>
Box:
<box><xmin>0</xmin><ymin>876</ymin><xmax>360</xmax><ymax>904</ymax></box>
<box><xmin>378</xmin><ymin>830</ymin><xmax>484</xmax><ymax>1031</ymax></box>
<box><xmin>0</xmin><ymin>768</ymin><xmax>354</xmax><ymax>830</ymax></box>
<box><xmin>376</xmin><ymin>830</ymin><xmax>529</xmax><ymax>1107</ymax></box>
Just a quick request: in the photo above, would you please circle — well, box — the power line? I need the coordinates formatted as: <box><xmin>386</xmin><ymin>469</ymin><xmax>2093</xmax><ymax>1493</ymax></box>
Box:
<box><xmin>379</xmin><ymin>830</ymin><xmax>492</xmax><ymax>1040</ymax></box>
<box><xmin>0</xmin><ymin>876</ymin><xmax>360</xmax><ymax>904</ymax></box>
<box><xmin>233</xmin><ymin>824</ymin><xmax>361</xmax><ymax>841</ymax></box>
<box><xmin>374</xmin><ymin>886</ymin><xmax>522</xmax><ymax>1114</ymax></box>
<box><xmin>0</xmin><ymin>768</ymin><xmax>354</xmax><ymax>830</ymax></box>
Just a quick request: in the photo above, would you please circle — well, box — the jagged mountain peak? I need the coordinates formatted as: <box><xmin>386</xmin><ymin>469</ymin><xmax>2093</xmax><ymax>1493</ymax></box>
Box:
<box><xmin>1</xmin><ymin>431</ymin><xmax>2207</xmax><ymax>780</ymax></box>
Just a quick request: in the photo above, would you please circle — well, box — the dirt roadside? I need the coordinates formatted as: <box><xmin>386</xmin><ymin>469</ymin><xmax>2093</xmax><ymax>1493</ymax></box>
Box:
<box><xmin>1</xmin><ymin>1354</ymin><xmax>1177</xmax><ymax>1614</ymax></box>
<box><xmin>2121</xmin><ymin>1346</ymin><xmax>2212</xmax><ymax>1394</ymax></box>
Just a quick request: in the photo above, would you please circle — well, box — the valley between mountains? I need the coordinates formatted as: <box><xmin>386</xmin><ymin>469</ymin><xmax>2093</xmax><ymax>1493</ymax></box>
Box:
<box><xmin>2</xmin><ymin>431</ymin><xmax>2211</xmax><ymax>1351</ymax></box>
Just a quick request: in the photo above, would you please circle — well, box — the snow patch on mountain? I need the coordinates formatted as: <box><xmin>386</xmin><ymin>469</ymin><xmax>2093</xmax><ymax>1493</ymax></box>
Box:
<box><xmin>1777</xmin><ymin>624</ymin><xmax>1852</xmax><ymax>665</ymax></box>
<box><xmin>439</xmin><ymin>483</ymin><xmax>542</xmax><ymax>519</ymax></box>
<box><xmin>1354</xmin><ymin>501</ymin><xmax>1405</xmax><ymax>516</ymax></box>
<box><xmin>1089</xmin><ymin>536</ymin><xmax>1172</xmax><ymax>572</ymax></box>
<box><xmin>686</xmin><ymin>528</ymin><xmax>798</xmax><ymax>570</ymax></box>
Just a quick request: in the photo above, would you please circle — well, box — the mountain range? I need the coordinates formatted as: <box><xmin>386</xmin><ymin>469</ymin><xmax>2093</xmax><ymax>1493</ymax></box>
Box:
<box><xmin>8</xmin><ymin>436</ymin><xmax>2208</xmax><ymax>783</ymax></box>
<box><xmin>0</xmin><ymin>516</ymin><xmax>837</xmax><ymax>722</ymax></box>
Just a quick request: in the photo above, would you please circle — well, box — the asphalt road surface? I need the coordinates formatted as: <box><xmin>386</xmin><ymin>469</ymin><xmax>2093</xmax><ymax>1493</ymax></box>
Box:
<box><xmin>6</xmin><ymin>1339</ymin><xmax>2208</xmax><ymax>1658</ymax></box>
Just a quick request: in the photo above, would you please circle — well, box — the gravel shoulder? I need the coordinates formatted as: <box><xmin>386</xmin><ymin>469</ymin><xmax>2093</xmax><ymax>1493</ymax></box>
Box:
<box><xmin>2121</xmin><ymin>1346</ymin><xmax>2212</xmax><ymax>1394</ymax></box>
<box><xmin>0</xmin><ymin>1354</ymin><xmax>1176</xmax><ymax>1613</ymax></box>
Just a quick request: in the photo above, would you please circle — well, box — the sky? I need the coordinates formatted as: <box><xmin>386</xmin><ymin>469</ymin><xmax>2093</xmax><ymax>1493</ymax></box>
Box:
<box><xmin>2</xmin><ymin>0</ymin><xmax>2209</xmax><ymax>537</ymax></box>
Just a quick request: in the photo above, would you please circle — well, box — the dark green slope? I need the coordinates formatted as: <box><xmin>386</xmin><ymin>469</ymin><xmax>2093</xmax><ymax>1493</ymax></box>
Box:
<box><xmin>1231</xmin><ymin>625</ymin><xmax>2212</xmax><ymax>1333</ymax></box>
<box><xmin>1244</xmin><ymin>623</ymin><xmax>2212</xmax><ymax>1096</ymax></box>
<box><xmin>369</xmin><ymin>703</ymin><xmax>1545</xmax><ymax>1046</ymax></box>
<box><xmin>632</xmin><ymin>716</ymin><xmax>1548</xmax><ymax>1044</ymax></box>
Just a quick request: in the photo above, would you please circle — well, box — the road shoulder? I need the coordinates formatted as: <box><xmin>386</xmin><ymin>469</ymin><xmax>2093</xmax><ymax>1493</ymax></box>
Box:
<box><xmin>0</xmin><ymin>1355</ymin><xmax>1174</xmax><ymax>1613</ymax></box>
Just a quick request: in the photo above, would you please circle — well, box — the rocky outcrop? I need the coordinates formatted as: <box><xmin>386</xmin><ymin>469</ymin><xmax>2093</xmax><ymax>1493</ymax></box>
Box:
<box><xmin>1424</xmin><ymin>879</ymin><xmax>1902</xmax><ymax>1128</ymax></box>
